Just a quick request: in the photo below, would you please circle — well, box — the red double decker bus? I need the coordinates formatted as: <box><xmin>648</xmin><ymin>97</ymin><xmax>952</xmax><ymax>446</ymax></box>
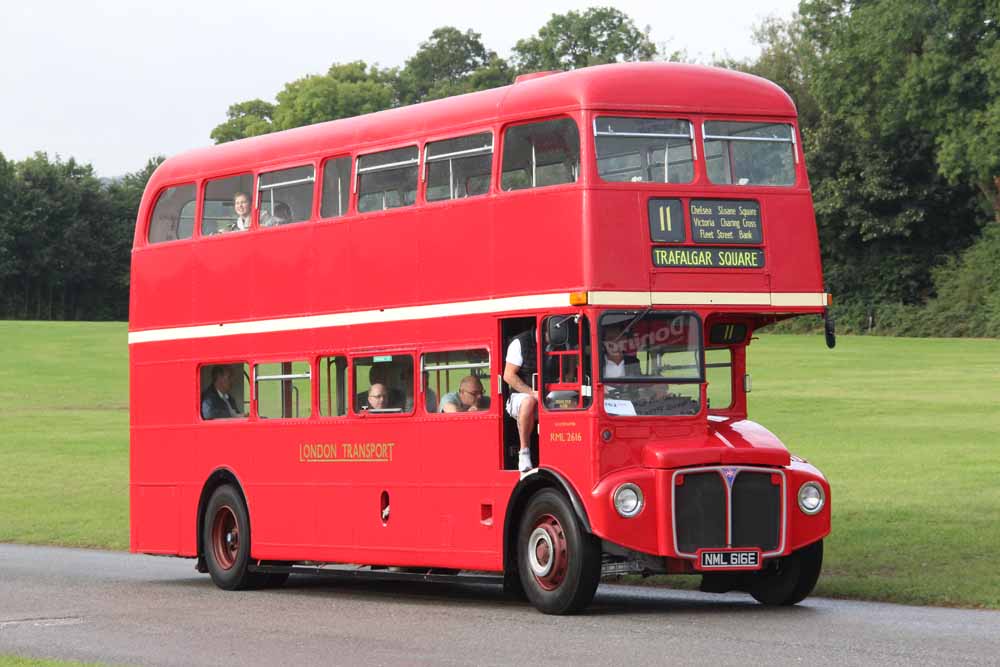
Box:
<box><xmin>129</xmin><ymin>62</ymin><xmax>832</xmax><ymax>614</ymax></box>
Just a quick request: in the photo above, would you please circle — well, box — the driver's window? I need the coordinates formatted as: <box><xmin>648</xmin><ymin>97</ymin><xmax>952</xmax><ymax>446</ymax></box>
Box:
<box><xmin>541</xmin><ymin>315</ymin><xmax>592</xmax><ymax>410</ymax></box>
<box><xmin>705</xmin><ymin>348</ymin><xmax>733</xmax><ymax>409</ymax></box>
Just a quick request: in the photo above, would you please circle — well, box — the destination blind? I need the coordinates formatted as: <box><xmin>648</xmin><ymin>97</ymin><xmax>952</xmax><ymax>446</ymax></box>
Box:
<box><xmin>689</xmin><ymin>200</ymin><xmax>762</xmax><ymax>244</ymax></box>
<box><xmin>652</xmin><ymin>246</ymin><xmax>765</xmax><ymax>269</ymax></box>
<box><xmin>647</xmin><ymin>197</ymin><xmax>765</xmax><ymax>269</ymax></box>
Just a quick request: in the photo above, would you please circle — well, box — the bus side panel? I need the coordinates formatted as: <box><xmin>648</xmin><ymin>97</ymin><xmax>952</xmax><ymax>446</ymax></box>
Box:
<box><xmin>418</xmin><ymin>416</ymin><xmax>504</xmax><ymax>556</ymax></box>
<box><xmin>761</xmin><ymin>194</ymin><xmax>824</xmax><ymax>293</ymax></box>
<box><xmin>129</xmin><ymin>247</ymin><xmax>194</xmax><ymax>331</ymax></box>
<box><xmin>491</xmin><ymin>189</ymin><xmax>585</xmax><ymax>297</ymax></box>
<box><xmin>417</xmin><ymin>198</ymin><xmax>494</xmax><ymax>303</ymax></box>
<box><xmin>347</xmin><ymin>208</ymin><xmax>422</xmax><ymax>313</ymax></box>
<box><xmin>191</xmin><ymin>233</ymin><xmax>257</xmax><ymax>326</ymax></box>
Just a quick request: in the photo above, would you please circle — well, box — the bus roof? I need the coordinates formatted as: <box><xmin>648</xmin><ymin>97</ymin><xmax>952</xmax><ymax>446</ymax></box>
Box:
<box><xmin>153</xmin><ymin>62</ymin><xmax>796</xmax><ymax>183</ymax></box>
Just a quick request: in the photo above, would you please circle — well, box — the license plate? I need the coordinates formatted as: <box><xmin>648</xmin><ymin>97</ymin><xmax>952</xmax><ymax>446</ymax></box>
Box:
<box><xmin>696</xmin><ymin>549</ymin><xmax>762</xmax><ymax>570</ymax></box>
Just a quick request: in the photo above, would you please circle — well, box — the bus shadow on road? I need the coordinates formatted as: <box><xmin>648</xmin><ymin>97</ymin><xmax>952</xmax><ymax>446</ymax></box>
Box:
<box><xmin>177</xmin><ymin>575</ymin><xmax>822</xmax><ymax>617</ymax></box>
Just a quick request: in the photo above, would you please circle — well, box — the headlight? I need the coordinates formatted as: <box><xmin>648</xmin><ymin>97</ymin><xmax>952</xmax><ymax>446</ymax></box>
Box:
<box><xmin>797</xmin><ymin>481</ymin><xmax>825</xmax><ymax>515</ymax></box>
<box><xmin>613</xmin><ymin>483</ymin><xmax>644</xmax><ymax>518</ymax></box>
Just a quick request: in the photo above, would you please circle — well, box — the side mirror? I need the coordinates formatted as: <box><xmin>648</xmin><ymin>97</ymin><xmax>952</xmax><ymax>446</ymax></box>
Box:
<box><xmin>824</xmin><ymin>311</ymin><xmax>837</xmax><ymax>349</ymax></box>
<box><xmin>743</xmin><ymin>373</ymin><xmax>752</xmax><ymax>394</ymax></box>
<box><xmin>546</xmin><ymin>317</ymin><xmax>570</xmax><ymax>347</ymax></box>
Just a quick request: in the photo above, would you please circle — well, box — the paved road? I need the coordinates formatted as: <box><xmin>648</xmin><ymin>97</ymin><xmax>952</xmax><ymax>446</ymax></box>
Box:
<box><xmin>1</xmin><ymin>544</ymin><xmax>997</xmax><ymax>666</ymax></box>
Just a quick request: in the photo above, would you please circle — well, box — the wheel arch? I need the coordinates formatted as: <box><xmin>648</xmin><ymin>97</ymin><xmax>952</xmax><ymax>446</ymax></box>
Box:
<box><xmin>503</xmin><ymin>469</ymin><xmax>592</xmax><ymax>575</ymax></box>
<box><xmin>195</xmin><ymin>467</ymin><xmax>249</xmax><ymax>573</ymax></box>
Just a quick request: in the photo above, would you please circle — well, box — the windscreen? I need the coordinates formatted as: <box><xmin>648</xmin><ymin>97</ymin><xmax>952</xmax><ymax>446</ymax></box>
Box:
<box><xmin>600</xmin><ymin>311</ymin><xmax>702</xmax><ymax>416</ymax></box>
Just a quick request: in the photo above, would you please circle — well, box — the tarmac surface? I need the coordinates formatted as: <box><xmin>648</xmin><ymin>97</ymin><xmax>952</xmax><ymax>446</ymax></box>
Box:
<box><xmin>1</xmin><ymin>544</ymin><xmax>998</xmax><ymax>666</ymax></box>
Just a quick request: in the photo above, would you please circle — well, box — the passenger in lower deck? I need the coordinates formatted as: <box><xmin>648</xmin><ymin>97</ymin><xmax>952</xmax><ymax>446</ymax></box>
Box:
<box><xmin>200</xmin><ymin>366</ymin><xmax>241</xmax><ymax>419</ymax></box>
<box><xmin>439</xmin><ymin>376</ymin><xmax>490</xmax><ymax>413</ymax></box>
<box><xmin>366</xmin><ymin>383</ymin><xmax>389</xmax><ymax>411</ymax></box>
<box><xmin>503</xmin><ymin>328</ymin><xmax>538</xmax><ymax>473</ymax></box>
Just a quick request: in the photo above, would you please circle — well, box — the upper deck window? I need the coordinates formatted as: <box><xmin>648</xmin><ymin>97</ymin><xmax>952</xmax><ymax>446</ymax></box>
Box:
<box><xmin>425</xmin><ymin>133</ymin><xmax>493</xmax><ymax>202</ymax></box>
<box><xmin>203</xmin><ymin>174</ymin><xmax>254</xmax><ymax>236</ymax></box>
<box><xmin>148</xmin><ymin>184</ymin><xmax>196</xmax><ymax>244</ymax></box>
<box><xmin>258</xmin><ymin>165</ymin><xmax>315</xmax><ymax>227</ymax></box>
<box><xmin>320</xmin><ymin>157</ymin><xmax>351</xmax><ymax>219</ymax></box>
<box><xmin>501</xmin><ymin>118</ymin><xmax>579</xmax><ymax>191</ymax></box>
<box><xmin>595</xmin><ymin>117</ymin><xmax>694</xmax><ymax>184</ymax></box>
<box><xmin>703</xmin><ymin>121</ymin><xmax>796</xmax><ymax>186</ymax></box>
<box><xmin>357</xmin><ymin>146</ymin><xmax>419</xmax><ymax>213</ymax></box>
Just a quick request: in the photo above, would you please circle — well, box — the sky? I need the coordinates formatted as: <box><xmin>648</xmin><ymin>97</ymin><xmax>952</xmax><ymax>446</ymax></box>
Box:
<box><xmin>0</xmin><ymin>0</ymin><xmax>800</xmax><ymax>177</ymax></box>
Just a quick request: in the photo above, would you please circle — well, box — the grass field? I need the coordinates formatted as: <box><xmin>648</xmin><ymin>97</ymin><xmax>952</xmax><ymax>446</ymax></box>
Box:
<box><xmin>0</xmin><ymin>322</ymin><xmax>997</xmax><ymax>607</ymax></box>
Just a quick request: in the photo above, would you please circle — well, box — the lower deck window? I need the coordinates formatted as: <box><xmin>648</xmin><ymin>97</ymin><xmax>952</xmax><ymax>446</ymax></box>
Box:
<box><xmin>354</xmin><ymin>355</ymin><xmax>413</xmax><ymax>414</ymax></box>
<box><xmin>255</xmin><ymin>361</ymin><xmax>311</xmax><ymax>418</ymax></box>
<box><xmin>199</xmin><ymin>363</ymin><xmax>249</xmax><ymax>420</ymax></box>
<box><xmin>422</xmin><ymin>350</ymin><xmax>491</xmax><ymax>413</ymax></box>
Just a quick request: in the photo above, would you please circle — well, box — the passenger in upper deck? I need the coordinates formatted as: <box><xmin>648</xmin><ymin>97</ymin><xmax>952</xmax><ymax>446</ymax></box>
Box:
<box><xmin>231</xmin><ymin>192</ymin><xmax>251</xmax><ymax>231</ymax></box>
<box><xmin>503</xmin><ymin>328</ymin><xmax>538</xmax><ymax>473</ymax></box>
<box><xmin>260</xmin><ymin>202</ymin><xmax>292</xmax><ymax>227</ymax></box>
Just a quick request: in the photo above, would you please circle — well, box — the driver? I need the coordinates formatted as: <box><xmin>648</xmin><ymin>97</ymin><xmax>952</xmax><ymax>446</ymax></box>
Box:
<box><xmin>602</xmin><ymin>326</ymin><xmax>641</xmax><ymax>378</ymax></box>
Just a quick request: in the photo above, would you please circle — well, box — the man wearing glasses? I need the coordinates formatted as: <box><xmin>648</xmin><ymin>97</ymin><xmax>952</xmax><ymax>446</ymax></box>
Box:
<box><xmin>439</xmin><ymin>376</ymin><xmax>490</xmax><ymax>413</ymax></box>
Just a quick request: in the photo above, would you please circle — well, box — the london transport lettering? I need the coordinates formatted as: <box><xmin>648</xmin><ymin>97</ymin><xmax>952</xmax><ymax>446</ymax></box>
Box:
<box><xmin>652</xmin><ymin>247</ymin><xmax>765</xmax><ymax>269</ymax></box>
<box><xmin>689</xmin><ymin>200</ymin><xmax>762</xmax><ymax>244</ymax></box>
<box><xmin>299</xmin><ymin>442</ymin><xmax>396</xmax><ymax>463</ymax></box>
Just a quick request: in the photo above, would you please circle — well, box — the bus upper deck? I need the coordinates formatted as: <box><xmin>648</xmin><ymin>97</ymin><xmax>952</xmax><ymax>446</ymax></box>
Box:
<box><xmin>130</xmin><ymin>62</ymin><xmax>825</xmax><ymax>339</ymax></box>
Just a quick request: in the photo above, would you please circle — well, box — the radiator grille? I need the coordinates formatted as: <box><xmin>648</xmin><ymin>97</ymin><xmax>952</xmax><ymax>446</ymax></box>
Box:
<box><xmin>673</xmin><ymin>467</ymin><xmax>784</xmax><ymax>556</ymax></box>
<box><xmin>731</xmin><ymin>471</ymin><xmax>781</xmax><ymax>551</ymax></box>
<box><xmin>674</xmin><ymin>472</ymin><xmax>726</xmax><ymax>553</ymax></box>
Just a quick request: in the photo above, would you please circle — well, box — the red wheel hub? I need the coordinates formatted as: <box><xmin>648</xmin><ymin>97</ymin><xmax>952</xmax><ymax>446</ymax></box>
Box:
<box><xmin>527</xmin><ymin>513</ymin><xmax>568</xmax><ymax>591</ymax></box>
<box><xmin>211</xmin><ymin>505</ymin><xmax>239</xmax><ymax>570</ymax></box>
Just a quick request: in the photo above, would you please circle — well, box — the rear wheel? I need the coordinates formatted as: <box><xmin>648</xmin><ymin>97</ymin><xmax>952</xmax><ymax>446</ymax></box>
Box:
<box><xmin>749</xmin><ymin>540</ymin><xmax>823</xmax><ymax>606</ymax></box>
<box><xmin>517</xmin><ymin>489</ymin><xmax>600</xmax><ymax>614</ymax></box>
<box><xmin>203</xmin><ymin>485</ymin><xmax>263</xmax><ymax>590</ymax></box>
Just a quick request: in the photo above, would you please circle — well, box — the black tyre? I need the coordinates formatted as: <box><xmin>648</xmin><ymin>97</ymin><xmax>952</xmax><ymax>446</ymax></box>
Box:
<box><xmin>516</xmin><ymin>489</ymin><xmax>601</xmax><ymax>614</ymax></box>
<box><xmin>749</xmin><ymin>540</ymin><xmax>823</xmax><ymax>606</ymax></box>
<box><xmin>203</xmin><ymin>485</ymin><xmax>263</xmax><ymax>590</ymax></box>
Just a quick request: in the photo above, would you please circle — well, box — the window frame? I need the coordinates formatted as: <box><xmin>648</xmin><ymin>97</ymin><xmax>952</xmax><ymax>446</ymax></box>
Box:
<box><xmin>499</xmin><ymin>116</ymin><xmax>582</xmax><ymax>192</ymax></box>
<box><xmin>420</xmin><ymin>347</ymin><xmax>493</xmax><ymax>415</ymax></box>
<box><xmin>701</xmin><ymin>120</ymin><xmax>799</xmax><ymax>187</ymax></box>
<box><xmin>199</xmin><ymin>172</ymin><xmax>257</xmax><ymax>238</ymax></box>
<box><xmin>354</xmin><ymin>145</ymin><xmax>421</xmax><ymax>214</ymax></box>
<box><xmin>319</xmin><ymin>155</ymin><xmax>354</xmax><ymax>220</ymax></box>
<box><xmin>256</xmin><ymin>163</ymin><xmax>318</xmax><ymax>228</ymax></box>
<box><xmin>423</xmin><ymin>131</ymin><xmax>494</xmax><ymax>203</ymax></box>
<box><xmin>197</xmin><ymin>361</ymin><xmax>251</xmax><ymax>421</ymax></box>
<box><xmin>316</xmin><ymin>353</ymin><xmax>350</xmax><ymax>419</ymax></box>
<box><xmin>350</xmin><ymin>352</ymin><xmax>416</xmax><ymax>416</ymax></box>
<box><xmin>592</xmin><ymin>115</ymin><xmax>697</xmax><ymax>185</ymax></box>
<box><xmin>253</xmin><ymin>359</ymin><xmax>313</xmax><ymax>420</ymax></box>
<box><xmin>147</xmin><ymin>182</ymin><xmax>198</xmax><ymax>246</ymax></box>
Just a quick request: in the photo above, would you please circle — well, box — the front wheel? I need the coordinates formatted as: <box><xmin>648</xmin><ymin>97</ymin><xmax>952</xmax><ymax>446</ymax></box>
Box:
<box><xmin>749</xmin><ymin>540</ymin><xmax>823</xmax><ymax>606</ymax></box>
<box><xmin>516</xmin><ymin>489</ymin><xmax>601</xmax><ymax>614</ymax></box>
<box><xmin>203</xmin><ymin>484</ymin><xmax>263</xmax><ymax>590</ymax></box>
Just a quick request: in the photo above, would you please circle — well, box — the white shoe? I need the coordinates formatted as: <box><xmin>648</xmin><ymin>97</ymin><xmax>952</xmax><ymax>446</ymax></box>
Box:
<box><xmin>518</xmin><ymin>449</ymin><xmax>533</xmax><ymax>473</ymax></box>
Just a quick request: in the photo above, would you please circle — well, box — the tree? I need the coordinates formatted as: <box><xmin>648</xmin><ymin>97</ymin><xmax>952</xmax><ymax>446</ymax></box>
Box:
<box><xmin>805</xmin><ymin>0</ymin><xmax>1000</xmax><ymax>221</ymax></box>
<box><xmin>0</xmin><ymin>153</ymin><xmax>15</xmax><ymax>287</ymax></box>
<box><xmin>209</xmin><ymin>99</ymin><xmax>276</xmax><ymax>144</ymax></box>
<box><xmin>792</xmin><ymin>2</ymin><xmax>987</xmax><ymax>311</ymax></box>
<box><xmin>271</xmin><ymin>61</ymin><xmax>397</xmax><ymax>131</ymax></box>
<box><xmin>396</xmin><ymin>27</ymin><xmax>512</xmax><ymax>104</ymax></box>
<box><xmin>511</xmin><ymin>7</ymin><xmax>657</xmax><ymax>72</ymax></box>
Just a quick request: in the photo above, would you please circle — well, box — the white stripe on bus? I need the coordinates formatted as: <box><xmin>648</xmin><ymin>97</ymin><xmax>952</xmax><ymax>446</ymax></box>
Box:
<box><xmin>127</xmin><ymin>291</ymin><xmax>828</xmax><ymax>344</ymax></box>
